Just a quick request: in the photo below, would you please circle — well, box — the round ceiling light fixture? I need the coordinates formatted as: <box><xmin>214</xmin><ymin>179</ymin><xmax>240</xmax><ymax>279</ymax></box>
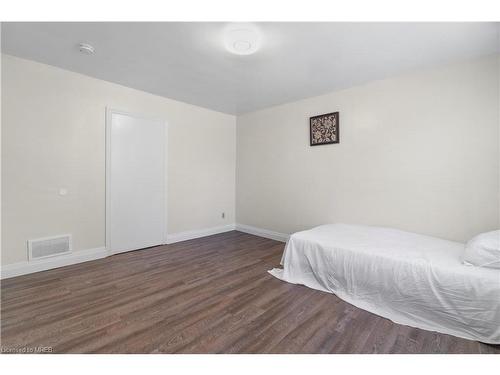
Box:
<box><xmin>78</xmin><ymin>42</ymin><xmax>95</xmax><ymax>55</ymax></box>
<box><xmin>224</xmin><ymin>24</ymin><xmax>261</xmax><ymax>55</ymax></box>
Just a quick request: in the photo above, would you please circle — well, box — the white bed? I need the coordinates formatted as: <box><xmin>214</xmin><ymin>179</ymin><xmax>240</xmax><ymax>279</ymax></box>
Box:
<box><xmin>269</xmin><ymin>224</ymin><xmax>500</xmax><ymax>344</ymax></box>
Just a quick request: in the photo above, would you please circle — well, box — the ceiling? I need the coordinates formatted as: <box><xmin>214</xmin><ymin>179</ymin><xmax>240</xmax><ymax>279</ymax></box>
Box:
<box><xmin>2</xmin><ymin>22</ymin><xmax>498</xmax><ymax>115</ymax></box>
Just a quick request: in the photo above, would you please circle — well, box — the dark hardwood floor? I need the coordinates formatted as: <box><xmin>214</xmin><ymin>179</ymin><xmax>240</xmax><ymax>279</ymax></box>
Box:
<box><xmin>1</xmin><ymin>231</ymin><xmax>498</xmax><ymax>354</ymax></box>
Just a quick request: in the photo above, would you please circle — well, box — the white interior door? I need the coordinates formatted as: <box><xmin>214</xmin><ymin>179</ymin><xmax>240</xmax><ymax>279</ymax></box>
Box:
<box><xmin>106</xmin><ymin>110</ymin><xmax>166</xmax><ymax>254</ymax></box>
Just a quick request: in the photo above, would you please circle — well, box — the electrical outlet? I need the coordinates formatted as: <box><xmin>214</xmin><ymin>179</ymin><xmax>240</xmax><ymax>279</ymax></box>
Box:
<box><xmin>222</xmin><ymin>212</ymin><xmax>225</xmax><ymax>219</ymax></box>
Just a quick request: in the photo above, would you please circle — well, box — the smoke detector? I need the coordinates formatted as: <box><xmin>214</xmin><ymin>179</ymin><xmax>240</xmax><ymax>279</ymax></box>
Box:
<box><xmin>78</xmin><ymin>43</ymin><xmax>95</xmax><ymax>55</ymax></box>
<box><xmin>224</xmin><ymin>24</ymin><xmax>261</xmax><ymax>55</ymax></box>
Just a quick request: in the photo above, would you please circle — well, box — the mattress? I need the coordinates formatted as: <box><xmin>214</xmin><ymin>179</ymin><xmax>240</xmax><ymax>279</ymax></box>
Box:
<box><xmin>269</xmin><ymin>224</ymin><xmax>500</xmax><ymax>344</ymax></box>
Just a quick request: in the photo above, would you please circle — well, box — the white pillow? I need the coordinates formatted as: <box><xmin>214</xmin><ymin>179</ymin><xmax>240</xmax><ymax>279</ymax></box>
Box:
<box><xmin>463</xmin><ymin>230</ymin><xmax>500</xmax><ymax>269</ymax></box>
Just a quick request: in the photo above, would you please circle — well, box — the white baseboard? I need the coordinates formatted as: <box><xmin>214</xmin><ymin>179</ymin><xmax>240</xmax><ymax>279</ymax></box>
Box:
<box><xmin>1</xmin><ymin>223</ymin><xmax>286</xmax><ymax>279</ymax></box>
<box><xmin>166</xmin><ymin>224</ymin><xmax>236</xmax><ymax>244</ymax></box>
<box><xmin>1</xmin><ymin>246</ymin><xmax>107</xmax><ymax>280</ymax></box>
<box><xmin>1</xmin><ymin>225</ymin><xmax>237</xmax><ymax>279</ymax></box>
<box><xmin>235</xmin><ymin>223</ymin><xmax>289</xmax><ymax>242</ymax></box>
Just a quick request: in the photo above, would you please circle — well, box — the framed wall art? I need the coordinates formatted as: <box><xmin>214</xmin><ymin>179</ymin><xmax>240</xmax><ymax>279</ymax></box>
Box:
<box><xmin>309</xmin><ymin>112</ymin><xmax>339</xmax><ymax>146</ymax></box>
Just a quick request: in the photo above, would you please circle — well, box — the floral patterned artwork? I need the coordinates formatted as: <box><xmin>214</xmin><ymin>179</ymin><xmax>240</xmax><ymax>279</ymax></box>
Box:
<box><xmin>310</xmin><ymin>112</ymin><xmax>339</xmax><ymax>146</ymax></box>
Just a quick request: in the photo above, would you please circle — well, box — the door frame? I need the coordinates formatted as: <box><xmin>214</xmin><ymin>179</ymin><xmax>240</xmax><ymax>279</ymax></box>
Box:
<box><xmin>105</xmin><ymin>107</ymin><xmax>168</xmax><ymax>255</ymax></box>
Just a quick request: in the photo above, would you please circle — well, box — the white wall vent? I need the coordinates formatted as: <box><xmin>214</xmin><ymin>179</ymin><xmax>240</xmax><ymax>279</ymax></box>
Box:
<box><xmin>28</xmin><ymin>234</ymin><xmax>72</xmax><ymax>261</ymax></box>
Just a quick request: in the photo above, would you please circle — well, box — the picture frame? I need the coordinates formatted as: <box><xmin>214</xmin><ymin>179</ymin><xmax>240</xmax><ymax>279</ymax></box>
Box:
<box><xmin>309</xmin><ymin>112</ymin><xmax>339</xmax><ymax>146</ymax></box>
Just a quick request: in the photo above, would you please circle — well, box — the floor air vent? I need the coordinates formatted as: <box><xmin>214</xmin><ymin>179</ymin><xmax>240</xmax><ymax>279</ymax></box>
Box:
<box><xmin>28</xmin><ymin>235</ymin><xmax>72</xmax><ymax>260</ymax></box>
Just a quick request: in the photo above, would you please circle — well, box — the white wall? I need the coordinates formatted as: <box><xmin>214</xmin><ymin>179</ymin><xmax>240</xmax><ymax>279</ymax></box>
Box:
<box><xmin>2</xmin><ymin>53</ymin><xmax>498</xmax><ymax>270</ymax></box>
<box><xmin>236</xmin><ymin>56</ymin><xmax>499</xmax><ymax>242</ymax></box>
<box><xmin>1</xmin><ymin>54</ymin><xmax>236</xmax><ymax>265</ymax></box>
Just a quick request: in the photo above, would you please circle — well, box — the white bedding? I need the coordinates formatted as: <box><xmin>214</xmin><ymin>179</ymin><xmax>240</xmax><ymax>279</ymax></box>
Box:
<box><xmin>269</xmin><ymin>224</ymin><xmax>500</xmax><ymax>344</ymax></box>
